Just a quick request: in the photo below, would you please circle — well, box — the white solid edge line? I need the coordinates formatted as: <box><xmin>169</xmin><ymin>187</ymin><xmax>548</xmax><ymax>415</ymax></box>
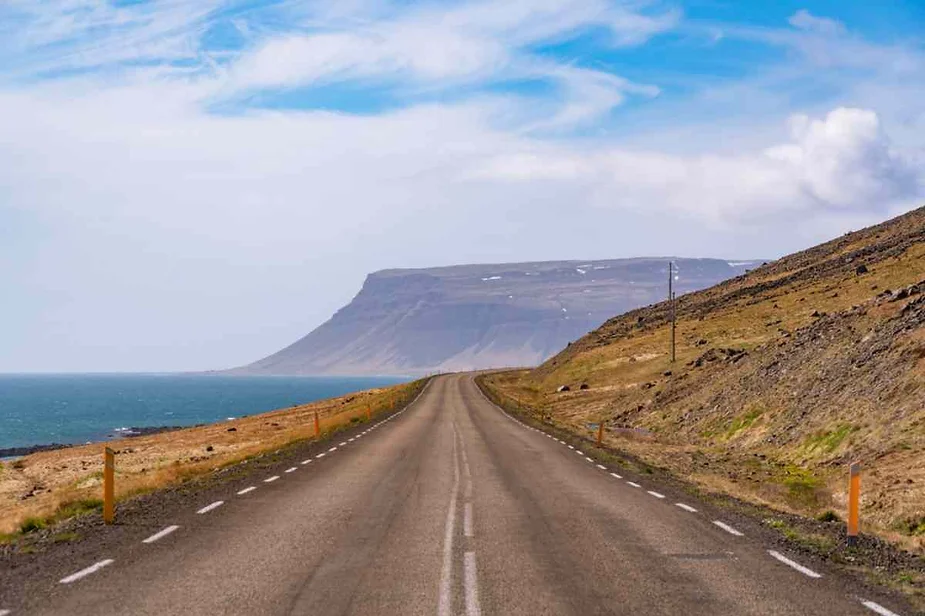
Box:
<box><xmin>861</xmin><ymin>599</ymin><xmax>903</xmax><ymax>616</ymax></box>
<box><xmin>676</xmin><ymin>503</ymin><xmax>698</xmax><ymax>513</ymax></box>
<box><xmin>464</xmin><ymin>502</ymin><xmax>474</xmax><ymax>537</ymax></box>
<box><xmin>464</xmin><ymin>551</ymin><xmax>483</xmax><ymax>616</ymax></box>
<box><xmin>713</xmin><ymin>520</ymin><xmax>744</xmax><ymax>537</ymax></box>
<box><xmin>285</xmin><ymin>467</ymin><xmax>297</xmax><ymax>473</ymax></box>
<box><xmin>142</xmin><ymin>525</ymin><xmax>180</xmax><ymax>544</ymax></box>
<box><xmin>627</xmin><ymin>481</ymin><xmax>641</xmax><ymax>488</ymax></box>
<box><xmin>647</xmin><ymin>491</ymin><xmax>666</xmax><ymax>499</ymax></box>
<box><xmin>264</xmin><ymin>475</ymin><xmax>280</xmax><ymax>483</ymax></box>
<box><xmin>59</xmin><ymin>559</ymin><xmax>115</xmax><ymax>584</ymax></box>
<box><xmin>237</xmin><ymin>486</ymin><xmax>256</xmax><ymax>495</ymax></box>
<box><xmin>610</xmin><ymin>472</ymin><xmax>623</xmax><ymax>479</ymax></box>
<box><xmin>196</xmin><ymin>500</ymin><xmax>224</xmax><ymax>514</ymax></box>
<box><xmin>767</xmin><ymin>550</ymin><xmax>822</xmax><ymax>578</ymax></box>
<box><xmin>596</xmin><ymin>464</ymin><xmax>607</xmax><ymax>470</ymax></box>
<box><xmin>437</xmin><ymin>429</ymin><xmax>461</xmax><ymax>616</ymax></box>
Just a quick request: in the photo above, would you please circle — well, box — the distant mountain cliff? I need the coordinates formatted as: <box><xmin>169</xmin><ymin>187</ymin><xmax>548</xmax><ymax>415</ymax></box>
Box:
<box><xmin>234</xmin><ymin>258</ymin><xmax>762</xmax><ymax>376</ymax></box>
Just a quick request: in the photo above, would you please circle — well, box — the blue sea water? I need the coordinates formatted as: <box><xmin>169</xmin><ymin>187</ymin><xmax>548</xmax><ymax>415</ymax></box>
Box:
<box><xmin>0</xmin><ymin>374</ymin><xmax>406</xmax><ymax>450</ymax></box>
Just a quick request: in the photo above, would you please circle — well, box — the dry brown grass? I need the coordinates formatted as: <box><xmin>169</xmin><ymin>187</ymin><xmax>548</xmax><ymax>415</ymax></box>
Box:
<box><xmin>484</xmin><ymin>206</ymin><xmax>925</xmax><ymax>552</ymax></box>
<box><xmin>0</xmin><ymin>379</ymin><xmax>424</xmax><ymax>535</ymax></box>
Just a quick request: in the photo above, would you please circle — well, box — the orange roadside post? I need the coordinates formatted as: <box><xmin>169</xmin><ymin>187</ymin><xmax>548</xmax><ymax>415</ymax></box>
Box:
<box><xmin>596</xmin><ymin>422</ymin><xmax>604</xmax><ymax>446</ymax></box>
<box><xmin>314</xmin><ymin>410</ymin><xmax>321</xmax><ymax>438</ymax></box>
<box><xmin>366</xmin><ymin>406</ymin><xmax>372</xmax><ymax>421</ymax></box>
<box><xmin>847</xmin><ymin>461</ymin><xmax>861</xmax><ymax>546</ymax></box>
<box><xmin>103</xmin><ymin>447</ymin><xmax>115</xmax><ymax>524</ymax></box>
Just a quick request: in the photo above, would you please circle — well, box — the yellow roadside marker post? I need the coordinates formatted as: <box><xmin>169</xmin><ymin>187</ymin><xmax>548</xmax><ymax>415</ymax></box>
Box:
<box><xmin>596</xmin><ymin>422</ymin><xmax>604</xmax><ymax>447</ymax></box>
<box><xmin>847</xmin><ymin>461</ymin><xmax>861</xmax><ymax>546</ymax></box>
<box><xmin>314</xmin><ymin>411</ymin><xmax>321</xmax><ymax>438</ymax></box>
<box><xmin>103</xmin><ymin>447</ymin><xmax>115</xmax><ymax>525</ymax></box>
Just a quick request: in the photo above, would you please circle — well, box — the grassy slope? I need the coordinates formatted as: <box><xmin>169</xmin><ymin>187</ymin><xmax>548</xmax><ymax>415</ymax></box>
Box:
<box><xmin>0</xmin><ymin>379</ymin><xmax>425</xmax><ymax>536</ymax></box>
<box><xmin>484</xmin><ymin>206</ymin><xmax>925</xmax><ymax>550</ymax></box>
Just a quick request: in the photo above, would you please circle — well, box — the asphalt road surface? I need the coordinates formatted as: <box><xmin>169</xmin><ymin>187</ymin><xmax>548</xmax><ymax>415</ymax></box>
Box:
<box><xmin>1</xmin><ymin>375</ymin><xmax>910</xmax><ymax>615</ymax></box>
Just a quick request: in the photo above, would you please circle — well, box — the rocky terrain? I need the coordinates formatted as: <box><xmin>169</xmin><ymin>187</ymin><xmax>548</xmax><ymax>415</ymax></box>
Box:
<box><xmin>236</xmin><ymin>258</ymin><xmax>761</xmax><ymax>376</ymax></box>
<box><xmin>482</xmin><ymin>206</ymin><xmax>925</xmax><ymax>555</ymax></box>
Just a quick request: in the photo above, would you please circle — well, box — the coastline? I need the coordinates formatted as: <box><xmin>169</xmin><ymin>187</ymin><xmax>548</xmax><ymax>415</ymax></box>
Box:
<box><xmin>0</xmin><ymin>426</ymin><xmax>185</xmax><ymax>459</ymax></box>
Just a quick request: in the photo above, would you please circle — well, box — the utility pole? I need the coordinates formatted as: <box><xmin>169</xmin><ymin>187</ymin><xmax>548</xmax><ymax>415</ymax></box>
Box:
<box><xmin>669</xmin><ymin>261</ymin><xmax>676</xmax><ymax>363</ymax></box>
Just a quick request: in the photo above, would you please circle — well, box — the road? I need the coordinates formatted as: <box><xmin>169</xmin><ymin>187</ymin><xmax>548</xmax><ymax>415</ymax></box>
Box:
<box><xmin>0</xmin><ymin>374</ymin><xmax>909</xmax><ymax>615</ymax></box>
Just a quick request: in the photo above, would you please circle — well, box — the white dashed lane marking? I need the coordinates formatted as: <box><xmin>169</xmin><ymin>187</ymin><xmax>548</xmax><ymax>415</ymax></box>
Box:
<box><xmin>285</xmin><ymin>467</ymin><xmax>297</xmax><ymax>473</ymax></box>
<box><xmin>768</xmin><ymin>550</ymin><xmax>821</xmax><ymax>578</ymax></box>
<box><xmin>584</xmin><ymin>457</ymin><xmax>594</xmax><ymax>463</ymax></box>
<box><xmin>338</xmin><ymin>442</ymin><xmax>347</xmax><ymax>446</ymax></box>
<box><xmin>676</xmin><ymin>503</ymin><xmax>698</xmax><ymax>513</ymax></box>
<box><xmin>464</xmin><ymin>551</ymin><xmax>482</xmax><ymax>616</ymax></box>
<box><xmin>464</xmin><ymin>503</ymin><xmax>474</xmax><ymax>537</ymax></box>
<box><xmin>861</xmin><ymin>600</ymin><xmax>903</xmax><ymax>616</ymax></box>
<box><xmin>713</xmin><ymin>521</ymin><xmax>744</xmax><ymax>537</ymax></box>
<box><xmin>316</xmin><ymin>453</ymin><xmax>326</xmax><ymax>459</ymax></box>
<box><xmin>595</xmin><ymin>464</ymin><xmax>607</xmax><ymax>470</ymax></box>
<box><xmin>627</xmin><ymin>482</ymin><xmax>642</xmax><ymax>488</ymax></box>
<box><xmin>142</xmin><ymin>525</ymin><xmax>180</xmax><ymax>544</ymax></box>
<box><xmin>59</xmin><ymin>559</ymin><xmax>114</xmax><ymax>584</ymax></box>
<box><xmin>301</xmin><ymin>459</ymin><xmax>312</xmax><ymax>465</ymax></box>
<box><xmin>610</xmin><ymin>472</ymin><xmax>623</xmax><ymax>479</ymax></box>
<box><xmin>237</xmin><ymin>486</ymin><xmax>257</xmax><ymax>495</ymax></box>
<box><xmin>196</xmin><ymin>501</ymin><xmax>224</xmax><ymax>514</ymax></box>
<box><xmin>0</xmin><ymin>608</ymin><xmax>10</xmax><ymax>615</ymax></box>
<box><xmin>328</xmin><ymin>447</ymin><xmax>338</xmax><ymax>452</ymax></box>
<box><xmin>647</xmin><ymin>491</ymin><xmax>665</xmax><ymax>499</ymax></box>
<box><xmin>264</xmin><ymin>475</ymin><xmax>280</xmax><ymax>483</ymax></box>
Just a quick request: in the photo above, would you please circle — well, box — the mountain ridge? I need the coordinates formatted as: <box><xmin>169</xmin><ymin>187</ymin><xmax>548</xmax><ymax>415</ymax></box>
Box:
<box><xmin>232</xmin><ymin>257</ymin><xmax>763</xmax><ymax>376</ymax></box>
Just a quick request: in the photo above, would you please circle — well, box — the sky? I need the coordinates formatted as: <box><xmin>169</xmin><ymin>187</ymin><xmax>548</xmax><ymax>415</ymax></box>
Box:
<box><xmin>1</xmin><ymin>0</ymin><xmax>924</xmax><ymax>373</ymax></box>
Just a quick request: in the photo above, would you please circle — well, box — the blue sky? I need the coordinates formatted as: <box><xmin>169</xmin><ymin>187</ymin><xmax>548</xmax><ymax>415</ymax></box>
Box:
<box><xmin>1</xmin><ymin>0</ymin><xmax>923</xmax><ymax>372</ymax></box>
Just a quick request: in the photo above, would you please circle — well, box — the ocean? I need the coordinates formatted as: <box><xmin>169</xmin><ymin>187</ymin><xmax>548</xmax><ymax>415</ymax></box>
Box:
<box><xmin>0</xmin><ymin>374</ymin><xmax>406</xmax><ymax>451</ymax></box>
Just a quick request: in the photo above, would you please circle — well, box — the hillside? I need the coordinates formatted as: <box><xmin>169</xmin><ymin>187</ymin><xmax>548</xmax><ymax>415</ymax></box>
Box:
<box><xmin>482</xmin><ymin>206</ymin><xmax>925</xmax><ymax>549</ymax></box>
<box><xmin>235</xmin><ymin>258</ymin><xmax>760</xmax><ymax>376</ymax></box>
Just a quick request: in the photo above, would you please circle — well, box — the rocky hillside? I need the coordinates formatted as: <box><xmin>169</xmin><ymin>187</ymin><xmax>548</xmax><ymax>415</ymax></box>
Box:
<box><xmin>236</xmin><ymin>258</ymin><xmax>760</xmax><ymax>376</ymax></box>
<box><xmin>483</xmin><ymin>206</ymin><xmax>925</xmax><ymax>548</ymax></box>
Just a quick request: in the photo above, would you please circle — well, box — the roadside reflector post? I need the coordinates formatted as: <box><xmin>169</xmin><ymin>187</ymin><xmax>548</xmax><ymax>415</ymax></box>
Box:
<box><xmin>847</xmin><ymin>461</ymin><xmax>861</xmax><ymax>546</ymax></box>
<box><xmin>314</xmin><ymin>411</ymin><xmax>320</xmax><ymax>438</ymax></box>
<box><xmin>596</xmin><ymin>422</ymin><xmax>604</xmax><ymax>447</ymax></box>
<box><xmin>103</xmin><ymin>447</ymin><xmax>115</xmax><ymax>525</ymax></box>
<box><xmin>366</xmin><ymin>406</ymin><xmax>371</xmax><ymax>421</ymax></box>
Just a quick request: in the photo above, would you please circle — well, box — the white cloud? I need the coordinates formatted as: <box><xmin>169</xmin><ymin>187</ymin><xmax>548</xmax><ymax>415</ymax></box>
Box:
<box><xmin>766</xmin><ymin>107</ymin><xmax>918</xmax><ymax>208</ymax></box>
<box><xmin>788</xmin><ymin>9</ymin><xmax>846</xmax><ymax>36</ymax></box>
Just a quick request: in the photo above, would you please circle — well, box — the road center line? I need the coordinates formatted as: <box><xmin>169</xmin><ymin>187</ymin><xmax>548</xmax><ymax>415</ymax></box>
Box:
<box><xmin>768</xmin><ymin>550</ymin><xmax>822</xmax><ymax>578</ymax></box>
<box><xmin>713</xmin><ymin>520</ymin><xmax>744</xmax><ymax>537</ymax></box>
<box><xmin>196</xmin><ymin>501</ymin><xmax>224</xmax><ymax>514</ymax></box>
<box><xmin>142</xmin><ymin>525</ymin><xmax>180</xmax><ymax>544</ymax></box>
<box><xmin>464</xmin><ymin>502</ymin><xmax>474</xmax><ymax>537</ymax></box>
<box><xmin>437</xmin><ymin>425</ymin><xmax>461</xmax><ymax>616</ymax></box>
<box><xmin>676</xmin><ymin>503</ymin><xmax>698</xmax><ymax>513</ymax></box>
<box><xmin>237</xmin><ymin>486</ymin><xmax>256</xmax><ymax>495</ymax></box>
<box><xmin>264</xmin><ymin>475</ymin><xmax>280</xmax><ymax>483</ymax></box>
<box><xmin>464</xmin><ymin>551</ymin><xmax>482</xmax><ymax>616</ymax></box>
<box><xmin>647</xmin><ymin>491</ymin><xmax>666</xmax><ymax>499</ymax></box>
<box><xmin>861</xmin><ymin>599</ymin><xmax>903</xmax><ymax>616</ymax></box>
<box><xmin>59</xmin><ymin>559</ymin><xmax>114</xmax><ymax>584</ymax></box>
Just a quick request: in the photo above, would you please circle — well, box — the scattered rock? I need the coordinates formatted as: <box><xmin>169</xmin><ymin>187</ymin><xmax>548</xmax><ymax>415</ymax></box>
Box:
<box><xmin>695</xmin><ymin>338</ymin><xmax>708</xmax><ymax>346</ymax></box>
<box><xmin>205</xmin><ymin>445</ymin><xmax>214</xmax><ymax>452</ymax></box>
<box><xmin>663</xmin><ymin>371</ymin><xmax>672</xmax><ymax>377</ymax></box>
<box><xmin>855</xmin><ymin>264</ymin><xmax>869</xmax><ymax>275</ymax></box>
<box><xmin>226</xmin><ymin>427</ymin><xmax>237</xmax><ymax>432</ymax></box>
<box><xmin>556</xmin><ymin>385</ymin><xmax>571</xmax><ymax>393</ymax></box>
<box><xmin>579</xmin><ymin>383</ymin><xmax>590</xmax><ymax>390</ymax></box>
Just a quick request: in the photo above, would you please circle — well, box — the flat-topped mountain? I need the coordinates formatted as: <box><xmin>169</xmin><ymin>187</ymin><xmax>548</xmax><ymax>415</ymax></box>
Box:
<box><xmin>235</xmin><ymin>258</ymin><xmax>762</xmax><ymax>376</ymax></box>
